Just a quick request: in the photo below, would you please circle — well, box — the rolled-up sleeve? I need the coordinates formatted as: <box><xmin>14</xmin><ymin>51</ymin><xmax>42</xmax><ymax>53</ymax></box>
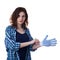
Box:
<box><xmin>4</xmin><ymin>26</ymin><xmax>20</xmax><ymax>51</ymax></box>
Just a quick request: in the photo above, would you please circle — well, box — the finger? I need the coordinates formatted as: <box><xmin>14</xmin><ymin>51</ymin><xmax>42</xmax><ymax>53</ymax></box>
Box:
<box><xmin>51</xmin><ymin>42</ymin><xmax>57</xmax><ymax>46</ymax></box>
<box><xmin>51</xmin><ymin>41</ymin><xmax>56</xmax><ymax>44</ymax></box>
<box><xmin>43</xmin><ymin>35</ymin><xmax>48</xmax><ymax>40</ymax></box>
<box><xmin>51</xmin><ymin>39</ymin><xmax>57</xmax><ymax>43</ymax></box>
<box><xmin>49</xmin><ymin>38</ymin><xmax>56</xmax><ymax>40</ymax></box>
<box><xmin>51</xmin><ymin>41</ymin><xmax>57</xmax><ymax>46</ymax></box>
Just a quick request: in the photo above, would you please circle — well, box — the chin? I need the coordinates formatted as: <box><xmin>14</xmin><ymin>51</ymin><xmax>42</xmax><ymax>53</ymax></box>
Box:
<box><xmin>18</xmin><ymin>22</ymin><xmax>24</xmax><ymax>25</ymax></box>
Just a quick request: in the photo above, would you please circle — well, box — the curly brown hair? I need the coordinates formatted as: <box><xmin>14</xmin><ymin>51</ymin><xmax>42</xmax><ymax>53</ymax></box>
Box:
<box><xmin>10</xmin><ymin>7</ymin><xmax>28</xmax><ymax>29</ymax></box>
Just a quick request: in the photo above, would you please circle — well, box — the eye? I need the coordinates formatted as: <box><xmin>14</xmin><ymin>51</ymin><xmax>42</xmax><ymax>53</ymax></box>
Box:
<box><xmin>18</xmin><ymin>15</ymin><xmax>20</xmax><ymax>17</ymax></box>
<box><xmin>22</xmin><ymin>15</ymin><xmax>25</xmax><ymax>18</ymax></box>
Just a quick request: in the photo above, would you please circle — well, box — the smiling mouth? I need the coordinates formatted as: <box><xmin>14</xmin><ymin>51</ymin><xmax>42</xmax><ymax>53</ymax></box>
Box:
<box><xmin>19</xmin><ymin>20</ymin><xmax>23</xmax><ymax>22</ymax></box>
<box><xmin>19</xmin><ymin>20</ymin><xmax>24</xmax><ymax>23</ymax></box>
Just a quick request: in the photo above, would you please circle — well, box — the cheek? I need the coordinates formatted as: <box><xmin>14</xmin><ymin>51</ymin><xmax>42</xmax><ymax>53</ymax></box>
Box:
<box><xmin>17</xmin><ymin>18</ymin><xmax>20</xmax><ymax>23</ymax></box>
<box><xmin>22</xmin><ymin>18</ymin><xmax>25</xmax><ymax>21</ymax></box>
<box><xmin>23</xmin><ymin>17</ymin><xmax>26</xmax><ymax>21</ymax></box>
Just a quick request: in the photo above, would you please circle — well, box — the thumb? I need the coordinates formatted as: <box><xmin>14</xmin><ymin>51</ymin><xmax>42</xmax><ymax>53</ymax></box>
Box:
<box><xmin>43</xmin><ymin>35</ymin><xmax>48</xmax><ymax>41</ymax></box>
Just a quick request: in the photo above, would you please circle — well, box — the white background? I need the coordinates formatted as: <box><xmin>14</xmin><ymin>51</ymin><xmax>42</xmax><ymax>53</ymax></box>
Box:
<box><xmin>0</xmin><ymin>0</ymin><xmax>60</xmax><ymax>60</ymax></box>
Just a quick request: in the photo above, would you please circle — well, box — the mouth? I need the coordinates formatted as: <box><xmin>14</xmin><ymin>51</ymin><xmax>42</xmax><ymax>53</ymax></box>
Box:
<box><xmin>19</xmin><ymin>20</ymin><xmax>23</xmax><ymax>22</ymax></box>
<box><xmin>18</xmin><ymin>20</ymin><xmax>24</xmax><ymax>23</ymax></box>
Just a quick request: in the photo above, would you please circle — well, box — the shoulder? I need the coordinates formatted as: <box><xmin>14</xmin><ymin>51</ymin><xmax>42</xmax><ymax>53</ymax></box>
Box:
<box><xmin>25</xmin><ymin>28</ymin><xmax>31</xmax><ymax>35</ymax></box>
<box><xmin>25</xmin><ymin>28</ymin><xmax>33</xmax><ymax>40</ymax></box>
<box><xmin>5</xmin><ymin>25</ymin><xmax>16</xmax><ymax>32</ymax></box>
<box><xmin>25</xmin><ymin>28</ymin><xmax>30</xmax><ymax>32</ymax></box>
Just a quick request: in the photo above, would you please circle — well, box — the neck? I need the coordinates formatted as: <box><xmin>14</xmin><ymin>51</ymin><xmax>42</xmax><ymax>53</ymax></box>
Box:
<box><xmin>17</xmin><ymin>24</ymin><xmax>25</xmax><ymax>34</ymax></box>
<box><xmin>17</xmin><ymin>24</ymin><xmax>22</xmax><ymax>30</ymax></box>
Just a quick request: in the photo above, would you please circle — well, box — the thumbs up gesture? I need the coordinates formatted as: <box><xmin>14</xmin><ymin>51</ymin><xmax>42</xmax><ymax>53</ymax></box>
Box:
<box><xmin>41</xmin><ymin>35</ymin><xmax>57</xmax><ymax>47</ymax></box>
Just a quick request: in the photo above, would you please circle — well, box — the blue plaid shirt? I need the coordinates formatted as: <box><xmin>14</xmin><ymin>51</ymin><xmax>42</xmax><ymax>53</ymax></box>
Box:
<box><xmin>4</xmin><ymin>25</ymin><xmax>36</xmax><ymax>60</ymax></box>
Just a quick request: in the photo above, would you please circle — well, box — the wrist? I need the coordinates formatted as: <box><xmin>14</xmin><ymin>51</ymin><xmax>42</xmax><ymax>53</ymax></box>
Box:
<box><xmin>30</xmin><ymin>40</ymin><xmax>35</xmax><ymax>45</ymax></box>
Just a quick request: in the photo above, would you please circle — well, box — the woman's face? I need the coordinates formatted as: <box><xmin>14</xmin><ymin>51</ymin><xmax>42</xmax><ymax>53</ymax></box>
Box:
<box><xmin>17</xmin><ymin>12</ymin><xmax>26</xmax><ymax>25</ymax></box>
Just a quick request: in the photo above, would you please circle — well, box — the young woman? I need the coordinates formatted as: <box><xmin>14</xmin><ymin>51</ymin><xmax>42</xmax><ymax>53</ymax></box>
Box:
<box><xmin>5</xmin><ymin>7</ymin><xmax>40</xmax><ymax>60</ymax></box>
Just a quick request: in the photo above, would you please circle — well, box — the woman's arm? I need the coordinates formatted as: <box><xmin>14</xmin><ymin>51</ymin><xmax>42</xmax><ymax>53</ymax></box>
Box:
<box><xmin>5</xmin><ymin>26</ymin><xmax>20</xmax><ymax>51</ymax></box>
<box><xmin>5</xmin><ymin>26</ymin><xmax>37</xmax><ymax>51</ymax></box>
<box><xmin>20</xmin><ymin>40</ymin><xmax>35</xmax><ymax>48</ymax></box>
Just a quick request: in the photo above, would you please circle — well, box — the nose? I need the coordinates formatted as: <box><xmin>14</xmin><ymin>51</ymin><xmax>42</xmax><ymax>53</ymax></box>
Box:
<box><xmin>19</xmin><ymin>16</ymin><xmax>23</xmax><ymax>20</ymax></box>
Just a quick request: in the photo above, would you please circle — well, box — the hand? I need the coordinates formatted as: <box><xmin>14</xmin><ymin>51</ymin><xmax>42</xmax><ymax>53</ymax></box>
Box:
<box><xmin>32</xmin><ymin>39</ymin><xmax>41</xmax><ymax>49</ymax></box>
<box><xmin>31</xmin><ymin>39</ymin><xmax>40</xmax><ymax>44</ymax></box>
<box><xmin>34</xmin><ymin>38</ymin><xmax>40</xmax><ymax>44</ymax></box>
<box><xmin>32</xmin><ymin>43</ymin><xmax>40</xmax><ymax>49</ymax></box>
<box><xmin>41</xmin><ymin>35</ymin><xmax>57</xmax><ymax>47</ymax></box>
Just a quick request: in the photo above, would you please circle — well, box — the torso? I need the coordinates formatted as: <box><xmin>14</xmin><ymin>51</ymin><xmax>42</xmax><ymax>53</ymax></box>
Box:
<box><xmin>16</xmin><ymin>30</ymin><xmax>29</xmax><ymax>60</ymax></box>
